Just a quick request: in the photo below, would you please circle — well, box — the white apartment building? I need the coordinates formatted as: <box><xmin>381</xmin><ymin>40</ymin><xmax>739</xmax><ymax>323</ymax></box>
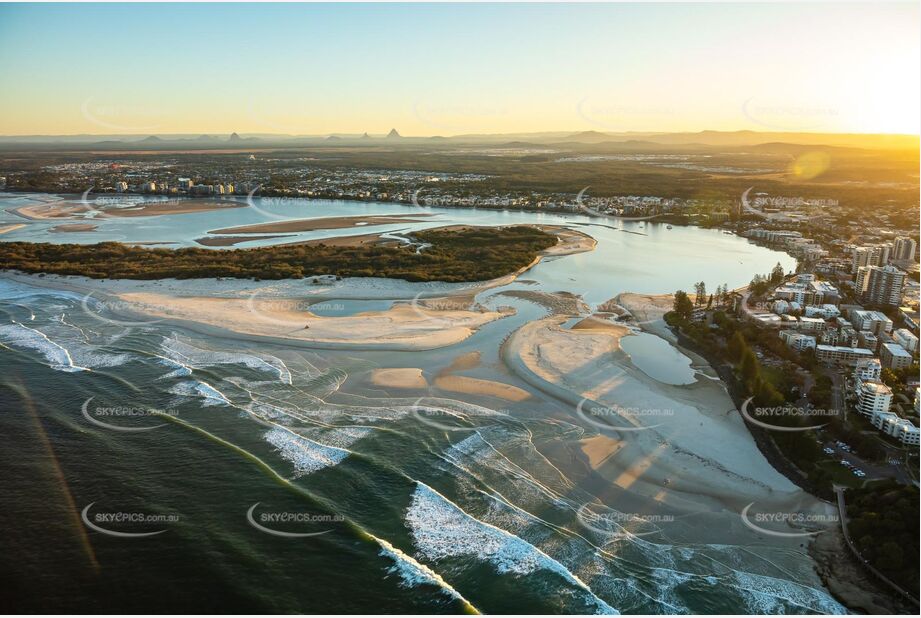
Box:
<box><xmin>856</xmin><ymin>265</ymin><xmax>906</xmax><ymax>307</ymax></box>
<box><xmin>871</xmin><ymin>411</ymin><xmax>920</xmax><ymax>446</ymax></box>
<box><xmin>893</xmin><ymin>236</ymin><xmax>917</xmax><ymax>262</ymax></box>
<box><xmin>857</xmin><ymin>331</ymin><xmax>878</xmax><ymax>352</ymax></box>
<box><xmin>856</xmin><ymin>380</ymin><xmax>893</xmax><ymax>418</ymax></box>
<box><xmin>892</xmin><ymin>328</ymin><xmax>919</xmax><ymax>353</ymax></box>
<box><xmin>804</xmin><ymin>304</ymin><xmax>840</xmax><ymax>319</ymax></box>
<box><xmin>853</xmin><ymin>358</ymin><xmax>882</xmax><ymax>384</ymax></box>
<box><xmin>816</xmin><ymin>345</ymin><xmax>874</xmax><ymax>365</ymax></box>
<box><xmin>850</xmin><ymin>310</ymin><xmax>893</xmax><ymax>335</ymax></box>
<box><xmin>880</xmin><ymin>342</ymin><xmax>913</xmax><ymax>370</ymax></box>
<box><xmin>851</xmin><ymin>244</ymin><xmax>890</xmax><ymax>273</ymax></box>
<box><xmin>779</xmin><ymin>330</ymin><xmax>817</xmax><ymax>352</ymax></box>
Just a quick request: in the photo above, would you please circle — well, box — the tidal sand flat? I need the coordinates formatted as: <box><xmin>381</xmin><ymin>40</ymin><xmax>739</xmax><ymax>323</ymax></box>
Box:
<box><xmin>13</xmin><ymin>198</ymin><xmax>247</xmax><ymax>219</ymax></box>
<box><xmin>209</xmin><ymin>214</ymin><xmax>435</xmax><ymax>234</ymax></box>
<box><xmin>503</xmin><ymin>314</ymin><xmax>811</xmax><ymax>509</ymax></box>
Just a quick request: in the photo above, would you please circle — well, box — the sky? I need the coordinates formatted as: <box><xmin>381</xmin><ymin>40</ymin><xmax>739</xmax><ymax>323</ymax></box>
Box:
<box><xmin>0</xmin><ymin>2</ymin><xmax>918</xmax><ymax>136</ymax></box>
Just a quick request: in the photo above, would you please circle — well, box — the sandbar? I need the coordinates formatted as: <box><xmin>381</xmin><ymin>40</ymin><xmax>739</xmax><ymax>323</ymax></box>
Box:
<box><xmin>209</xmin><ymin>214</ymin><xmax>434</xmax><ymax>235</ymax></box>
<box><xmin>371</xmin><ymin>368</ymin><xmax>429</xmax><ymax>389</ymax></box>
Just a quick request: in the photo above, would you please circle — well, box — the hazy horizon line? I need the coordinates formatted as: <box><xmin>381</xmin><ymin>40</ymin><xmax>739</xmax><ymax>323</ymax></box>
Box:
<box><xmin>2</xmin><ymin>128</ymin><xmax>919</xmax><ymax>139</ymax></box>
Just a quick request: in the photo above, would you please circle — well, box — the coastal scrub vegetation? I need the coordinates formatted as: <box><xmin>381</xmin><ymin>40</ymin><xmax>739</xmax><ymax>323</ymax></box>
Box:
<box><xmin>846</xmin><ymin>482</ymin><xmax>919</xmax><ymax>594</ymax></box>
<box><xmin>0</xmin><ymin>226</ymin><xmax>556</xmax><ymax>283</ymax></box>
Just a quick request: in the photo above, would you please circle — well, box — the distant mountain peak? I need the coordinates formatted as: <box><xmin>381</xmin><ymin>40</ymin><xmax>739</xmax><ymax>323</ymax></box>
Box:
<box><xmin>565</xmin><ymin>130</ymin><xmax>613</xmax><ymax>143</ymax></box>
<box><xmin>229</xmin><ymin>132</ymin><xmax>242</xmax><ymax>141</ymax></box>
<box><xmin>140</xmin><ymin>135</ymin><xmax>162</xmax><ymax>142</ymax></box>
<box><xmin>386</xmin><ymin>128</ymin><xmax>402</xmax><ymax>139</ymax></box>
<box><xmin>360</xmin><ymin>132</ymin><xmax>371</xmax><ymax>139</ymax></box>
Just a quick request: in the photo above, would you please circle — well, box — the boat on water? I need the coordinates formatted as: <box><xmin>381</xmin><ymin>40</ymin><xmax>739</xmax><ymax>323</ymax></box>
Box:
<box><xmin>667</xmin><ymin>224</ymin><xmax>673</xmax><ymax>229</ymax></box>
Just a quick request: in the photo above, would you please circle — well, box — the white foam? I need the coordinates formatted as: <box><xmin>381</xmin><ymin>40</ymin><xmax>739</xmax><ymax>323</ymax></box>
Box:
<box><xmin>264</xmin><ymin>427</ymin><xmax>349</xmax><ymax>476</ymax></box>
<box><xmin>731</xmin><ymin>569</ymin><xmax>847</xmax><ymax>614</ymax></box>
<box><xmin>0</xmin><ymin>321</ymin><xmax>88</xmax><ymax>372</ymax></box>
<box><xmin>160</xmin><ymin>336</ymin><xmax>291</xmax><ymax>383</ymax></box>
<box><xmin>405</xmin><ymin>482</ymin><xmax>618</xmax><ymax>614</ymax></box>
<box><xmin>374</xmin><ymin>536</ymin><xmax>475</xmax><ymax>609</ymax></box>
<box><xmin>168</xmin><ymin>379</ymin><xmax>232</xmax><ymax>407</ymax></box>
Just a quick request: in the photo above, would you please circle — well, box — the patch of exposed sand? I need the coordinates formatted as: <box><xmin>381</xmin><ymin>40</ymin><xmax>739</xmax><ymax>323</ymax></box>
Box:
<box><xmin>433</xmin><ymin>375</ymin><xmax>531</xmax><ymax>402</ymax></box>
<box><xmin>371</xmin><ymin>368</ymin><xmax>428</xmax><ymax>389</ymax></box>
<box><xmin>579</xmin><ymin>435</ymin><xmax>623</xmax><ymax>469</ymax></box>
<box><xmin>50</xmin><ymin>223</ymin><xmax>98</xmax><ymax>233</ymax></box>
<box><xmin>0</xmin><ymin>224</ymin><xmax>26</xmax><ymax>234</ymax></box>
<box><xmin>535</xmin><ymin>226</ymin><xmax>598</xmax><ymax>256</ymax></box>
<box><xmin>443</xmin><ymin>351</ymin><xmax>481</xmax><ymax>373</ymax></box>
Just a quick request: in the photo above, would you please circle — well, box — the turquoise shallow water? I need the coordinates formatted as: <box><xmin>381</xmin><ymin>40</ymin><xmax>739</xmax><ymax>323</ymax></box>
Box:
<box><xmin>0</xmin><ymin>195</ymin><xmax>845</xmax><ymax>614</ymax></box>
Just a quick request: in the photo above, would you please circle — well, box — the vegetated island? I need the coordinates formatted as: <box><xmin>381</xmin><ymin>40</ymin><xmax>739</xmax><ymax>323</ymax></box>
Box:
<box><xmin>0</xmin><ymin>226</ymin><xmax>557</xmax><ymax>282</ymax></box>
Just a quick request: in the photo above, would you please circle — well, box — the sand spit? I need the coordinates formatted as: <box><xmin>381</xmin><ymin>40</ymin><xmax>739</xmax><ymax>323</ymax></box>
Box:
<box><xmin>209</xmin><ymin>214</ymin><xmax>434</xmax><ymax>235</ymax></box>
<box><xmin>13</xmin><ymin>198</ymin><xmax>247</xmax><ymax>220</ymax></box>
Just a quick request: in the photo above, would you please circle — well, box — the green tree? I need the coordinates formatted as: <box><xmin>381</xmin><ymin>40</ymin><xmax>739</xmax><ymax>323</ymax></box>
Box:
<box><xmin>740</xmin><ymin>348</ymin><xmax>760</xmax><ymax>389</ymax></box>
<box><xmin>880</xmin><ymin>368</ymin><xmax>899</xmax><ymax>388</ymax></box>
<box><xmin>771</xmin><ymin>262</ymin><xmax>786</xmax><ymax>283</ymax></box>
<box><xmin>673</xmin><ymin>290</ymin><xmax>694</xmax><ymax>320</ymax></box>
<box><xmin>727</xmin><ymin>331</ymin><xmax>747</xmax><ymax>364</ymax></box>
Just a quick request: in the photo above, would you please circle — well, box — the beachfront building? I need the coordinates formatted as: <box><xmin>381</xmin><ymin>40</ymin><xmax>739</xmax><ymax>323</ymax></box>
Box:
<box><xmin>892</xmin><ymin>328</ymin><xmax>919</xmax><ymax>353</ymax></box>
<box><xmin>880</xmin><ymin>342</ymin><xmax>913</xmax><ymax>370</ymax></box>
<box><xmin>779</xmin><ymin>330</ymin><xmax>816</xmax><ymax>352</ymax></box>
<box><xmin>856</xmin><ymin>380</ymin><xmax>893</xmax><ymax>418</ymax></box>
<box><xmin>816</xmin><ymin>345</ymin><xmax>874</xmax><ymax>365</ymax></box>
